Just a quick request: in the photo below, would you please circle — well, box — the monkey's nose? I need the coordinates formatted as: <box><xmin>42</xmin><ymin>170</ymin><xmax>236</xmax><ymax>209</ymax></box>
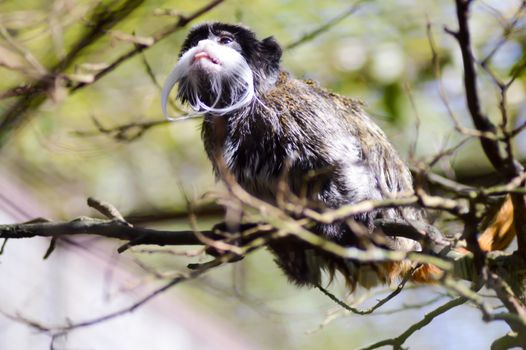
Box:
<box><xmin>197</xmin><ymin>39</ymin><xmax>215</xmax><ymax>50</ymax></box>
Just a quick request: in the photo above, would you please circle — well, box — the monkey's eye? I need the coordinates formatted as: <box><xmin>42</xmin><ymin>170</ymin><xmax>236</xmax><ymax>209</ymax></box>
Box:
<box><xmin>218</xmin><ymin>36</ymin><xmax>233</xmax><ymax>45</ymax></box>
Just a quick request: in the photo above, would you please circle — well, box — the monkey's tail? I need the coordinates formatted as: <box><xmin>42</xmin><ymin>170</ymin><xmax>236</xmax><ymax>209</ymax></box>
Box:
<box><xmin>477</xmin><ymin>195</ymin><xmax>516</xmax><ymax>252</ymax></box>
<box><xmin>411</xmin><ymin>195</ymin><xmax>516</xmax><ymax>283</ymax></box>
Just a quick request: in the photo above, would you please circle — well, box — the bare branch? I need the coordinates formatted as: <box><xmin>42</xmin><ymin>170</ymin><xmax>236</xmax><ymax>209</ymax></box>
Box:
<box><xmin>4</xmin><ymin>256</ymin><xmax>227</xmax><ymax>334</ymax></box>
<box><xmin>0</xmin><ymin>0</ymin><xmax>225</xmax><ymax>147</ymax></box>
<box><xmin>87</xmin><ymin>197</ymin><xmax>128</xmax><ymax>222</ymax></box>
<box><xmin>0</xmin><ymin>217</ymin><xmax>206</xmax><ymax>247</ymax></box>
<box><xmin>69</xmin><ymin>0</ymin><xmax>225</xmax><ymax>93</ymax></box>
<box><xmin>444</xmin><ymin>277</ymin><xmax>526</xmax><ymax>338</ymax></box>
<box><xmin>72</xmin><ymin>116</ymin><xmax>171</xmax><ymax>142</ymax></box>
<box><xmin>427</xmin><ymin>19</ymin><xmax>499</xmax><ymax>143</ymax></box>
<box><xmin>285</xmin><ymin>2</ymin><xmax>362</xmax><ymax>50</ymax></box>
<box><xmin>479</xmin><ymin>1</ymin><xmax>526</xmax><ymax>67</ymax></box>
<box><xmin>316</xmin><ymin>266</ymin><xmax>415</xmax><ymax>315</ymax></box>
<box><xmin>358</xmin><ymin>297</ymin><xmax>467</xmax><ymax>350</ymax></box>
<box><xmin>449</xmin><ymin>0</ymin><xmax>526</xmax><ymax>258</ymax></box>
<box><xmin>0</xmin><ymin>0</ymin><xmax>145</xmax><ymax>145</ymax></box>
<box><xmin>492</xmin><ymin>332</ymin><xmax>524</xmax><ymax>350</ymax></box>
<box><xmin>449</xmin><ymin>0</ymin><xmax>511</xmax><ymax>173</ymax></box>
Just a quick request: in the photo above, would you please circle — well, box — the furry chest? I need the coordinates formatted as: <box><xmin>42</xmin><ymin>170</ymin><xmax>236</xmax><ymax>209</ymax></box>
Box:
<box><xmin>222</xmin><ymin>132</ymin><xmax>285</xmax><ymax>198</ymax></box>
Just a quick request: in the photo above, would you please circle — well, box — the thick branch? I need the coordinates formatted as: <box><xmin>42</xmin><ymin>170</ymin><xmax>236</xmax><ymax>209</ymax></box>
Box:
<box><xmin>451</xmin><ymin>0</ymin><xmax>510</xmax><ymax>174</ymax></box>
<box><xmin>452</xmin><ymin>0</ymin><xmax>526</xmax><ymax>257</ymax></box>
<box><xmin>0</xmin><ymin>215</ymin><xmax>456</xmax><ymax>272</ymax></box>
<box><xmin>0</xmin><ymin>217</ymin><xmax>207</xmax><ymax>247</ymax></box>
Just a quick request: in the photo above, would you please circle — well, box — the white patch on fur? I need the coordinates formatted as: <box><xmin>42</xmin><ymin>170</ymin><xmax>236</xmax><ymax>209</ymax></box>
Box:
<box><xmin>222</xmin><ymin>141</ymin><xmax>238</xmax><ymax>169</ymax></box>
<box><xmin>162</xmin><ymin>39</ymin><xmax>255</xmax><ymax>118</ymax></box>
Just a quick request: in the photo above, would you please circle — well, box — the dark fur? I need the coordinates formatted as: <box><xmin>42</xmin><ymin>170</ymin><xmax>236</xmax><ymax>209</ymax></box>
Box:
<box><xmin>176</xmin><ymin>23</ymin><xmax>423</xmax><ymax>288</ymax></box>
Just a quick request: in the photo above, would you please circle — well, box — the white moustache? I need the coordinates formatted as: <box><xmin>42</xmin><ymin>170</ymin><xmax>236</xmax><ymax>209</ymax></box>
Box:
<box><xmin>161</xmin><ymin>40</ymin><xmax>256</xmax><ymax>119</ymax></box>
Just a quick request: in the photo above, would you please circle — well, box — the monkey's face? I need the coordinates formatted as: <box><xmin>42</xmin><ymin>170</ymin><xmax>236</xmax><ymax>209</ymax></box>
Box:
<box><xmin>162</xmin><ymin>23</ymin><xmax>282</xmax><ymax>117</ymax></box>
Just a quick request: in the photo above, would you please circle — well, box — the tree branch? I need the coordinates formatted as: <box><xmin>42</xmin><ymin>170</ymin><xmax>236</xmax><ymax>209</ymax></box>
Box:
<box><xmin>0</xmin><ymin>217</ymin><xmax>206</xmax><ymax>247</ymax></box>
<box><xmin>358</xmin><ymin>297</ymin><xmax>467</xmax><ymax>350</ymax></box>
<box><xmin>0</xmin><ymin>0</ymin><xmax>225</xmax><ymax>147</ymax></box>
<box><xmin>449</xmin><ymin>0</ymin><xmax>511</xmax><ymax>174</ymax></box>
<box><xmin>0</xmin><ymin>0</ymin><xmax>145</xmax><ymax>146</ymax></box>
<box><xmin>285</xmin><ymin>2</ymin><xmax>362</xmax><ymax>50</ymax></box>
<box><xmin>2</xmin><ymin>255</ymin><xmax>227</xmax><ymax>334</ymax></box>
<box><xmin>316</xmin><ymin>267</ymin><xmax>415</xmax><ymax>315</ymax></box>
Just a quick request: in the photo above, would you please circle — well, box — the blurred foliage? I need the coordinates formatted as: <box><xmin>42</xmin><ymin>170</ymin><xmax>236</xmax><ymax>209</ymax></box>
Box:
<box><xmin>0</xmin><ymin>0</ymin><xmax>525</xmax><ymax>349</ymax></box>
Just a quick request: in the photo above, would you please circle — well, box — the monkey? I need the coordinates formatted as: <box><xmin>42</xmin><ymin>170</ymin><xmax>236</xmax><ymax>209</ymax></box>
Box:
<box><xmin>161</xmin><ymin>22</ymin><xmax>516</xmax><ymax>290</ymax></box>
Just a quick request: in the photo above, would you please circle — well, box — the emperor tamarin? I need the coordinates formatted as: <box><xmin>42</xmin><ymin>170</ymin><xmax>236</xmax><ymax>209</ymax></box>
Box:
<box><xmin>161</xmin><ymin>22</ymin><xmax>432</xmax><ymax>289</ymax></box>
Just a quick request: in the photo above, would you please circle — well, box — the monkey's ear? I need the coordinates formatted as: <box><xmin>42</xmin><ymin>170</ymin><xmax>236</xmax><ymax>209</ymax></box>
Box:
<box><xmin>261</xmin><ymin>36</ymin><xmax>283</xmax><ymax>64</ymax></box>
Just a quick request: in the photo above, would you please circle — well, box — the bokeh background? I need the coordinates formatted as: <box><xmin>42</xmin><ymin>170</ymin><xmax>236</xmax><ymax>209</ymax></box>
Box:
<box><xmin>0</xmin><ymin>0</ymin><xmax>524</xmax><ymax>348</ymax></box>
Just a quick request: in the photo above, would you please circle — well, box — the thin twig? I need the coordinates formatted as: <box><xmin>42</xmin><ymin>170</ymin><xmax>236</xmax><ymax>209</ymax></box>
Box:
<box><xmin>7</xmin><ymin>256</ymin><xmax>226</xmax><ymax>333</ymax></box>
<box><xmin>73</xmin><ymin>116</ymin><xmax>172</xmax><ymax>142</ymax></box>
<box><xmin>87</xmin><ymin>197</ymin><xmax>128</xmax><ymax>223</ymax></box>
<box><xmin>0</xmin><ymin>238</ymin><xmax>7</xmax><ymax>254</ymax></box>
<box><xmin>316</xmin><ymin>267</ymin><xmax>415</xmax><ymax>315</ymax></box>
<box><xmin>285</xmin><ymin>2</ymin><xmax>363</xmax><ymax>50</ymax></box>
<box><xmin>358</xmin><ymin>297</ymin><xmax>467</xmax><ymax>350</ymax></box>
